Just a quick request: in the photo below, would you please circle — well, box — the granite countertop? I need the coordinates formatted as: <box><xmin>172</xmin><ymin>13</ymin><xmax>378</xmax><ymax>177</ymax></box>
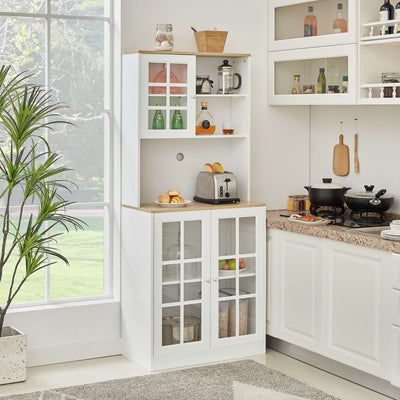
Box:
<box><xmin>267</xmin><ymin>210</ymin><xmax>400</xmax><ymax>254</ymax></box>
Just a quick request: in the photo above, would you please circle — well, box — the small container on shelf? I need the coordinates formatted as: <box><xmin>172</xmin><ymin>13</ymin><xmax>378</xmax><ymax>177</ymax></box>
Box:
<box><xmin>382</xmin><ymin>72</ymin><xmax>400</xmax><ymax>98</ymax></box>
<box><xmin>303</xmin><ymin>84</ymin><xmax>314</xmax><ymax>94</ymax></box>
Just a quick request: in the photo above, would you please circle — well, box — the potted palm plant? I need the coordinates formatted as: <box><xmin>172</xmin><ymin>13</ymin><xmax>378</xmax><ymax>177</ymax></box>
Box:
<box><xmin>0</xmin><ymin>65</ymin><xmax>84</xmax><ymax>384</ymax></box>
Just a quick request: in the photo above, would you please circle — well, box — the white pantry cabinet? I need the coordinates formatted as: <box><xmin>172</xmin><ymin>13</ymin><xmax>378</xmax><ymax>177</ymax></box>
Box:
<box><xmin>267</xmin><ymin>229</ymin><xmax>392</xmax><ymax>379</ymax></box>
<box><xmin>122</xmin><ymin>51</ymin><xmax>251</xmax><ymax>207</ymax></box>
<box><xmin>122</xmin><ymin>204</ymin><xmax>266</xmax><ymax>370</ymax></box>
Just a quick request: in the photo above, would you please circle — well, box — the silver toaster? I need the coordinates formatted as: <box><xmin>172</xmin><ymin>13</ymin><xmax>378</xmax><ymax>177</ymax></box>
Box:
<box><xmin>193</xmin><ymin>171</ymin><xmax>240</xmax><ymax>204</ymax></box>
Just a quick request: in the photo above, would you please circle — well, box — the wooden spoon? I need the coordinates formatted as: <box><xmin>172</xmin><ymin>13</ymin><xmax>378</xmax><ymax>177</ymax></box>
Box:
<box><xmin>354</xmin><ymin>133</ymin><xmax>359</xmax><ymax>173</ymax></box>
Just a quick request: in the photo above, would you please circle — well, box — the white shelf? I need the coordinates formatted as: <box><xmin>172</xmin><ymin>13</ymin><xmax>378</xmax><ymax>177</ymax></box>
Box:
<box><xmin>360</xmin><ymin>34</ymin><xmax>400</xmax><ymax>43</ymax></box>
<box><xmin>140</xmin><ymin>133</ymin><xmax>248</xmax><ymax>139</ymax></box>
<box><xmin>363</xmin><ymin>19</ymin><xmax>400</xmax><ymax>27</ymax></box>
<box><xmin>195</xmin><ymin>94</ymin><xmax>248</xmax><ymax>98</ymax></box>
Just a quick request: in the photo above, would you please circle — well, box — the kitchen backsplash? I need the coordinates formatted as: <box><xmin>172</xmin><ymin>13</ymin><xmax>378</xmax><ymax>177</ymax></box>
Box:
<box><xmin>310</xmin><ymin>105</ymin><xmax>400</xmax><ymax>213</ymax></box>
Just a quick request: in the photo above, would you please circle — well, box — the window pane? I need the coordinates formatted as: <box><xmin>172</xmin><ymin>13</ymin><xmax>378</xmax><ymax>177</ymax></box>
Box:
<box><xmin>0</xmin><ymin>209</ymin><xmax>45</xmax><ymax>304</ymax></box>
<box><xmin>50</xmin><ymin>112</ymin><xmax>105</xmax><ymax>203</ymax></box>
<box><xmin>51</xmin><ymin>0</ymin><xmax>105</xmax><ymax>17</ymax></box>
<box><xmin>0</xmin><ymin>16</ymin><xmax>45</xmax><ymax>86</ymax></box>
<box><xmin>50</xmin><ymin>19</ymin><xmax>105</xmax><ymax>113</ymax></box>
<box><xmin>0</xmin><ymin>0</ymin><xmax>45</xmax><ymax>14</ymax></box>
<box><xmin>50</xmin><ymin>207</ymin><xmax>104</xmax><ymax>299</ymax></box>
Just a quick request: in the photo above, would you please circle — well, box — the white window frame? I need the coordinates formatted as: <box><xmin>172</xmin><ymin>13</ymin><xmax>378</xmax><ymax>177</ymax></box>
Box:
<box><xmin>0</xmin><ymin>0</ymin><xmax>121</xmax><ymax>308</ymax></box>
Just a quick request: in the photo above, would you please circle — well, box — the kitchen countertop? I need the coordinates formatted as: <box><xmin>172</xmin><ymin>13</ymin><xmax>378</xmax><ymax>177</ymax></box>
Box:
<box><xmin>267</xmin><ymin>210</ymin><xmax>400</xmax><ymax>254</ymax></box>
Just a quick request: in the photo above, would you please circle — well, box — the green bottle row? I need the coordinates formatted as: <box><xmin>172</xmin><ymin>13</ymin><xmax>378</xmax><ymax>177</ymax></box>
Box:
<box><xmin>152</xmin><ymin>104</ymin><xmax>184</xmax><ymax>130</ymax></box>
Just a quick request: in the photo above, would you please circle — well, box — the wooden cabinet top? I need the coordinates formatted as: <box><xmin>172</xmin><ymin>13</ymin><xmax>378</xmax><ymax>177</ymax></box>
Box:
<box><xmin>122</xmin><ymin>201</ymin><xmax>265</xmax><ymax>213</ymax></box>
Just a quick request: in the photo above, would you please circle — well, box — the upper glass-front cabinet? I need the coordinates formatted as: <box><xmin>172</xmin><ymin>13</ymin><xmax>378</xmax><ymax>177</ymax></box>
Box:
<box><xmin>141</xmin><ymin>54</ymin><xmax>196</xmax><ymax>138</ymax></box>
<box><xmin>268</xmin><ymin>0</ymin><xmax>357</xmax><ymax>51</ymax></box>
<box><xmin>268</xmin><ymin>44</ymin><xmax>357</xmax><ymax>105</ymax></box>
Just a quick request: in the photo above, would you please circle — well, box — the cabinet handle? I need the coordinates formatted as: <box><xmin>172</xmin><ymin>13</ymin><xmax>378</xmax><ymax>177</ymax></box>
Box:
<box><xmin>205</xmin><ymin>279</ymin><xmax>211</xmax><ymax>283</ymax></box>
<box><xmin>213</xmin><ymin>277</ymin><xmax>218</xmax><ymax>282</ymax></box>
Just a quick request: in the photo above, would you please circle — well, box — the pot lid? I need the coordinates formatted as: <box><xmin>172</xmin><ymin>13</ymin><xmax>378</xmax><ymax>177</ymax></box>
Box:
<box><xmin>346</xmin><ymin>185</ymin><xmax>394</xmax><ymax>199</ymax></box>
<box><xmin>310</xmin><ymin>178</ymin><xmax>345</xmax><ymax>189</ymax></box>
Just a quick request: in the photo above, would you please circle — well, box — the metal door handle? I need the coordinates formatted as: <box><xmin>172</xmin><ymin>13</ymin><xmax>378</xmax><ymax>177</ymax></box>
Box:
<box><xmin>213</xmin><ymin>277</ymin><xmax>218</xmax><ymax>282</ymax></box>
<box><xmin>205</xmin><ymin>279</ymin><xmax>211</xmax><ymax>283</ymax></box>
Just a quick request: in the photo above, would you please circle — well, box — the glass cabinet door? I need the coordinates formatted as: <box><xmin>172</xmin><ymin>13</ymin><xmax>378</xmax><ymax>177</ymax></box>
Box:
<box><xmin>211</xmin><ymin>208</ymin><xmax>265</xmax><ymax>345</ymax></box>
<box><xmin>154</xmin><ymin>212</ymin><xmax>210</xmax><ymax>355</ymax></box>
<box><xmin>141</xmin><ymin>54</ymin><xmax>195</xmax><ymax>137</ymax></box>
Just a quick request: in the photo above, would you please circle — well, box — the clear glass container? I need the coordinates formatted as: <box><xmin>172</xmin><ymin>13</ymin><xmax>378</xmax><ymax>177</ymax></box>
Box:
<box><xmin>155</xmin><ymin>24</ymin><xmax>174</xmax><ymax>51</ymax></box>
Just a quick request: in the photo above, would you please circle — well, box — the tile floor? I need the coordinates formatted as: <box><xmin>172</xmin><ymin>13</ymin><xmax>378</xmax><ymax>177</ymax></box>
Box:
<box><xmin>0</xmin><ymin>349</ymin><xmax>394</xmax><ymax>400</ymax></box>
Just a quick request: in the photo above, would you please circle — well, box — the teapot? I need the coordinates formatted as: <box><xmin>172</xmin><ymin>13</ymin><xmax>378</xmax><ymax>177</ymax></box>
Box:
<box><xmin>217</xmin><ymin>60</ymin><xmax>242</xmax><ymax>94</ymax></box>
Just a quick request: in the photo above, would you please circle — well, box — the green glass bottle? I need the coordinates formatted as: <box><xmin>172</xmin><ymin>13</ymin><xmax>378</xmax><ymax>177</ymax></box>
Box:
<box><xmin>152</xmin><ymin>105</ymin><xmax>164</xmax><ymax>130</ymax></box>
<box><xmin>171</xmin><ymin>105</ymin><xmax>183</xmax><ymax>129</ymax></box>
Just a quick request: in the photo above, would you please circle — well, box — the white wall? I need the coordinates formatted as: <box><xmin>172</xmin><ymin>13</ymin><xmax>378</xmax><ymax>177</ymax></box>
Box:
<box><xmin>310</xmin><ymin>105</ymin><xmax>400</xmax><ymax>214</ymax></box>
<box><xmin>122</xmin><ymin>0</ymin><xmax>310</xmax><ymax>210</ymax></box>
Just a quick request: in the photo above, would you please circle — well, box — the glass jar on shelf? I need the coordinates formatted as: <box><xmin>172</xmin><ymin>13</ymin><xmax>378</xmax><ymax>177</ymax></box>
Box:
<box><xmin>155</xmin><ymin>24</ymin><xmax>174</xmax><ymax>51</ymax></box>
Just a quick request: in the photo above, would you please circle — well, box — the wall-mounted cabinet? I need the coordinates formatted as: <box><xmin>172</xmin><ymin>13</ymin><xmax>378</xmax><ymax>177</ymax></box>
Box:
<box><xmin>268</xmin><ymin>44</ymin><xmax>356</xmax><ymax>105</ymax></box>
<box><xmin>268</xmin><ymin>0</ymin><xmax>400</xmax><ymax>106</ymax></box>
<box><xmin>268</xmin><ymin>0</ymin><xmax>356</xmax><ymax>51</ymax></box>
<box><xmin>122</xmin><ymin>51</ymin><xmax>251</xmax><ymax>207</ymax></box>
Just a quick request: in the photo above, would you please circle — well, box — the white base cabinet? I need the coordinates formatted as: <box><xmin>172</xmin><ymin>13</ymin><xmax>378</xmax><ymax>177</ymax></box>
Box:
<box><xmin>267</xmin><ymin>229</ymin><xmax>392</xmax><ymax>380</ymax></box>
<box><xmin>122</xmin><ymin>205</ymin><xmax>266</xmax><ymax>370</ymax></box>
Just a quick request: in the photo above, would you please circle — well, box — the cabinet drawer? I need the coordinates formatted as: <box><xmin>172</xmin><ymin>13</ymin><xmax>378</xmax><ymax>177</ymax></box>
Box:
<box><xmin>392</xmin><ymin>289</ymin><xmax>400</xmax><ymax>327</ymax></box>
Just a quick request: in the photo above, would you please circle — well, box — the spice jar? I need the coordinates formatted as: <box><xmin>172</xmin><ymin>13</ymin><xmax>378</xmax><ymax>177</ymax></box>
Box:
<box><xmin>381</xmin><ymin>72</ymin><xmax>400</xmax><ymax>98</ymax></box>
<box><xmin>155</xmin><ymin>24</ymin><xmax>174</xmax><ymax>51</ymax></box>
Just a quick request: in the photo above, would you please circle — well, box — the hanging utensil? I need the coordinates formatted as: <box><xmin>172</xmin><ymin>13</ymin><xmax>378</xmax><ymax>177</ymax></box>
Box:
<box><xmin>333</xmin><ymin>122</ymin><xmax>349</xmax><ymax>176</ymax></box>
<box><xmin>354</xmin><ymin>118</ymin><xmax>359</xmax><ymax>173</ymax></box>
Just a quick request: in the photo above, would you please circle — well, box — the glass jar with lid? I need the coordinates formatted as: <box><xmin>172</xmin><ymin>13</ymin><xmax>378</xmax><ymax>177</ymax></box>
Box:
<box><xmin>381</xmin><ymin>72</ymin><xmax>400</xmax><ymax>98</ymax></box>
<box><xmin>155</xmin><ymin>24</ymin><xmax>174</xmax><ymax>51</ymax></box>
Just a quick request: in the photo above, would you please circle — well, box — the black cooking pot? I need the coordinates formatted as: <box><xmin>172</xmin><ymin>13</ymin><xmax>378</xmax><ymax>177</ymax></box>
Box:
<box><xmin>304</xmin><ymin>178</ymin><xmax>351</xmax><ymax>208</ymax></box>
<box><xmin>345</xmin><ymin>185</ymin><xmax>394</xmax><ymax>212</ymax></box>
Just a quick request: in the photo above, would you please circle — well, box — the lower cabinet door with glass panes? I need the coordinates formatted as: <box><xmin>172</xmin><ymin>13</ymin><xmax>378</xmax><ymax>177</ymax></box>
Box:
<box><xmin>152</xmin><ymin>206</ymin><xmax>266</xmax><ymax>368</ymax></box>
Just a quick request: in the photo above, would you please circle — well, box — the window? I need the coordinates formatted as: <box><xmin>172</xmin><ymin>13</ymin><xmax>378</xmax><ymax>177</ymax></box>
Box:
<box><xmin>0</xmin><ymin>0</ymin><xmax>115</xmax><ymax>305</ymax></box>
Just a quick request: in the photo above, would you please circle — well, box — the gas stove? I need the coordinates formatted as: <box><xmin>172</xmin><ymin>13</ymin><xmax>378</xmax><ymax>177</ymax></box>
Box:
<box><xmin>310</xmin><ymin>206</ymin><xmax>390</xmax><ymax>229</ymax></box>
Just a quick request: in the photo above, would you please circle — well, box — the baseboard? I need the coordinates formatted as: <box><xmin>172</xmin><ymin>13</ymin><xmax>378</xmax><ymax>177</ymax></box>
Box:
<box><xmin>27</xmin><ymin>337</ymin><xmax>122</xmax><ymax>367</ymax></box>
<box><xmin>267</xmin><ymin>335</ymin><xmax>400</xmax><ymax>400</ymax></box>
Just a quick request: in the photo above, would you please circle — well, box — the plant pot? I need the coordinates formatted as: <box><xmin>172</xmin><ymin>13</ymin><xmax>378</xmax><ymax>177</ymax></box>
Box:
<box><xmin>0</xmin><ymin>326</ymin><xmax>26</xmax><ymax>385</ymax></box>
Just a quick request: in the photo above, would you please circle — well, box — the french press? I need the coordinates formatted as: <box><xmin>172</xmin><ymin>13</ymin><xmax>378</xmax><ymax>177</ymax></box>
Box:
<box><xmin>217</xmin><ymin>60</ymin><xmax>242</xmax><ymax>94</ymax></box>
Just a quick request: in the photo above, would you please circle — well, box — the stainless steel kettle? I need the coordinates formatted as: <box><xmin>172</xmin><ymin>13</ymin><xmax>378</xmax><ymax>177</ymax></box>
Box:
<box><xmin>217</xmin><ymin>60</ymin><xmax>242</xmax><ymax>94</ymax></box>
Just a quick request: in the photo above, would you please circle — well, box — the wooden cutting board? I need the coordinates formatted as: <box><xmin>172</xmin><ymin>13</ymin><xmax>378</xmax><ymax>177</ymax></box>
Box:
<box><xmin>333</xmin><ymin>134</ymin><xmax>349</xmax><ymax>176</ymax></box>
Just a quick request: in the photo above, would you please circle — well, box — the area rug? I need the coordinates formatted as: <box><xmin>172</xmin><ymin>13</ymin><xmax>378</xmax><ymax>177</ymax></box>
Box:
<box><xmin>0</xmin><ymin>360</ymin><xmax>339</xmax><ymax>400</ymax></box>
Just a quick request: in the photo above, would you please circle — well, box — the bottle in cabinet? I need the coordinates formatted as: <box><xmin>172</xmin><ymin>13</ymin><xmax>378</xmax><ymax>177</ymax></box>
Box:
<box><xmin>152</xmin><ymin>105</ymin><xmax>165</xmax><ymax>130</ymax></box>
<box><xmin>304</xmin><ymin>6</ymin><xmax>317</xmax><ymax>37</ymax></box>
<box><xmin>317</xmin><ymin>68</ymin><xmax>326</xmax><ymax>94</ymax></box>
<box><xmin>171</xmin><ymin>105</ymin><xmax>183</xmax><ymax>129</ymax></box>
<box><xmin>196</xmin><ymin>102</ymin><xmax>215</xmax><ymax>135</ymax></box>
<box><xmin>292</xmin><ymin>75</ymin><xmax>302</xmax><ymax>94</ymax></box>
<box><xmin>333</xmin><ymin>3</ymin><xmax>347</xmax><ymax>33</ymax></box>
<box><xmin>396</xmin><ymin>2</ymin><xmax>400</xmax><ymax>32</ymax></box>
<box><xmin>380</xmin><ymin>0</ymin><xmax>394</xmax><ymax>34</ymax></box>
